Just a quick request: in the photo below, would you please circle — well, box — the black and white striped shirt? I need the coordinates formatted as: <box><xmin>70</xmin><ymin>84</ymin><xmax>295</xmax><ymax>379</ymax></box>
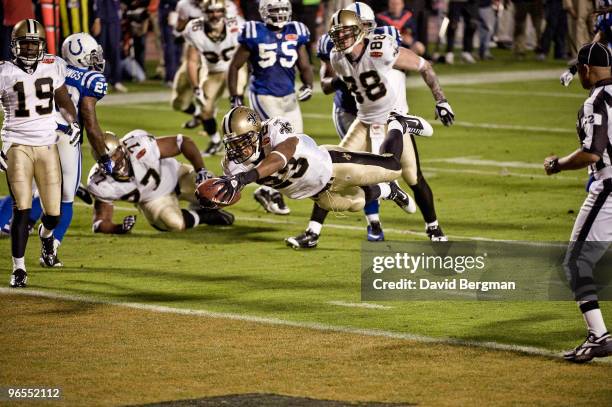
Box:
<box><xmin>577</xmin><ymin>78</ymin><xmax>612</xmax><ymax>177</ymax></box>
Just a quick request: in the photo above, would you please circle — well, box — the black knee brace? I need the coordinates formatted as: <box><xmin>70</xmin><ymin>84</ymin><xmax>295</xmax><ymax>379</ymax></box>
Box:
<box><xmin>41</xmin><ymin>214</ymin><xmax>60</xmax><ymax>231</ymax></box>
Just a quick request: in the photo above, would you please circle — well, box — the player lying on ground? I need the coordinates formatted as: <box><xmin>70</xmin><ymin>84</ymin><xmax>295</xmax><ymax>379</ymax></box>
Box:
<box><xmin>199</xmin><ymin>107</ymin><xmax>421</xmax><ymax>241</ymax></box>
<box><xmin>87</xmin><ymin>130</ymin><xmax>234</xmax><ymax>234</ymax></box>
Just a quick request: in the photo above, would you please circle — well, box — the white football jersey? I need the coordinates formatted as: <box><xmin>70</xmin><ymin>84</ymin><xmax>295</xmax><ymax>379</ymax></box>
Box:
<box><xmin>0</xmin><ymin>55</ymin><xmax>66</xmax><ymax>146</ymax></box>
<box><xmin>176</xmin><ymin>0</ymin><xmax>202</xmax><ymax>21</ymax></box>
<box><xmin>87</xmin><ymin>130</ymin><xmax>181</xmax><ymax>203</ymax></box>
<box><xmin>224</xmin><ymin>118</ymin><xmax>333</xmax><ymax>199</ymax></box>
<box><xmin>330</xmin><ymin>33</ymin><xmax>408</xmax><ymax>124</ymax></box>
<box><xmin>183</xmin><ymin>17</ymin><xmax>241</xmax><ymax>73</ymax></box>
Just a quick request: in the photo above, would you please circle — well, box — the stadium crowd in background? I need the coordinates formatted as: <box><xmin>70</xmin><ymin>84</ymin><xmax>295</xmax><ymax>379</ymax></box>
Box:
<box><xmin>2</xmin><ymin>0</ymin><xmax>602</xmax><ymax>91</ymax></box>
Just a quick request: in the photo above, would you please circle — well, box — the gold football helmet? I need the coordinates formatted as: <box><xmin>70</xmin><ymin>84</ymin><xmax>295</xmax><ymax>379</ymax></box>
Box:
<box><xmin>329</xmin><ymin>10</ymin><xmax>365</xmax><ymax>54</ymax></box>
<box><xmin>202</xmin><ymin>0</ymin><xmax>226</xmax><ymax>24</ymax></box>
<box><xmin>92</xmin><ymin>131</ymin><xmax>131</xmax><ymax>181</ymax></box>
<box><xmin>11</xmin><ymin>19</ymin><xmax>46</xmax><ymax>66</ymax></box>
<box><xmin>222</xmin><ymin>107</ymin><xmax>263</xmax><ymax>165</ymax></box>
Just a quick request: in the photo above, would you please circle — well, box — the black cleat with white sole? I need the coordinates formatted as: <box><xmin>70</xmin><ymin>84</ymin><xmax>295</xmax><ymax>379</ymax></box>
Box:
<box><xmin>285</xmin><ymin>229</ymin><xmax>319</xmax><ymax>249</ymax></box>
<box><xmin>201</xmin><ymin>140</ymin><xmax>224</xmax><ymax>157</ymax></box>
<box><xmin>387</xmin><ymin>112</ymin><xmax>431</xmax><ymax>137</ymax></box>
<box><xmin>254</xmin><ymin>187</ymin><xmax>290</xmax><ymax>215</ymax></box>
<box><xmin>426</xmin><ymin>225</ymin><xmax>448</xmax><ymax>242</ymax></box>
<box><xmin>564</xmin><ymin>332</ymin><xmax>612</xmax><ymax>363</ymax></box>
<box><xmin>39</xmin><ymin>225</ymin><xmax>63</xmax><ymax>268</ymax></box>
<box><xmin>386</xmin><ymin>182</ymin><xmax>417</xmax><ymax>213</ymax></box>
<box><xmin>9</xmin><ymin>269</ymin><xmax>27</xmax><ymax>288</ymax></box>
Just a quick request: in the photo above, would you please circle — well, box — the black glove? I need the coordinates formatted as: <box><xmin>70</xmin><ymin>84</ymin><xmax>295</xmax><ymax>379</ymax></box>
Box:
<box><xmin>195</xmin><ymin>168</ymin><xmax>214</xmax><ymax>185</ymax></box>
<box><xmin>230</xmin><ymin>95</ymin><xmax>244</xmax><ymax>108</ymax></box>
<box><xmin>297</xmin><ymin>84</ymin><xmax>313</xmax><ymax>102</ymax></box>
<box><xmin>434</xmin><ymin>99</ymin><xmax>455</xmax><ymax>126</ymax></box>
<box><xmin>213</xmin><ymin>170</ymin><xmax>258</xmax><ymax>204</ymax></box>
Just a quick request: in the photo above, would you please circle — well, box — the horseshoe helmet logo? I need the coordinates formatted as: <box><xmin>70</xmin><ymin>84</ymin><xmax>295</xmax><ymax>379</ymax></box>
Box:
<box><xmin>68</xmin><ymin>39</ymin><xmax>83</xmax><ymax>56</ymax></box>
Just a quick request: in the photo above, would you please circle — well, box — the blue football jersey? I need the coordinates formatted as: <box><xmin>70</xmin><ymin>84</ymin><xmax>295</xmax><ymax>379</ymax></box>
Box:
<box><xmin>596</xmin><ymin>1</ymin><xmax>612</xmax><ymax>46</ymax></box>
<box><xmin>56</xmin><ymin>65</ymin><xmax>107</xmax><ymax>133</ymax></box>
<box><xmin>317</xmin><ymin>26</ymin><xmax>402</xmax><ymax>115</ymax></box>
<box><xmin>240</xmin><ymin>21</ymin><xmax>310</xmax><ymax>97</ymax></box>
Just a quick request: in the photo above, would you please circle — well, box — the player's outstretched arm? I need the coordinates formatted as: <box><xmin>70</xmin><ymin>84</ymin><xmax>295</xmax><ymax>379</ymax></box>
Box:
<box><xmin>92</xmin><ymin>200</ymin><xmax>136</xmax><ymax>234</ymax></box>
<box><xmin>157</xmin><ymin>136</ymin><xmax>213</xmax><ymax>184</ymax></box>
<box><xmin>296</xmin><ymin>45</ymin><xmax>314</xmax><ymax>101</ymax></box>
<box><xmin>228</xmin><ymin>45</ymin><xmax>250</xmax><ymax>106</ymax></box>
<box><xmin>81</xmin><ymin>97</ymin><xmax>107</xmax><ymax>157</ymax></box>
<box><xmin>213</xmin><ymin>137</ymin><xmax>299</xmax><ymax>203</ymax></box>
<box><xmin>544</xmin><ymin>149</ymin><xmax>600</xmax><ymax>174</ymax></box>
<box><xmin>186</xmin><ymin>45</ymin><xmax>205</xmax><ymax>106</ymax></box>
<box><xmin>393</xmin><ymin>47</ymin><xmax>454</xmax><ymax>126</ymax></box>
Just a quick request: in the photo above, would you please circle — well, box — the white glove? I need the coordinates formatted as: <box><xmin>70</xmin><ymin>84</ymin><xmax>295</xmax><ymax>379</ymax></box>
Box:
<box><xmin>297</xmin><ymin>85</ymin><xmax>313</xmax><ymax>102</ymax></box>
<box><xmin>560</xmin><ymin>69</ymin><xmax>575</xmax><ymax>87</ymax></box>
<box><xmin>68</xmin><ymin>122</ymin><xmax>81</xmax><ymax>145</ymax></box>
<box><xmin>193</xmin><ymin>87</ymin><xmax>206</xmax><ymax>106</ymax></box>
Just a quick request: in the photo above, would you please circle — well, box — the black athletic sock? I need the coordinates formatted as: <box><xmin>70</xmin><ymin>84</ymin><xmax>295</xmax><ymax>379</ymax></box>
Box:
<box><xmin>181</xmin><ymin>209</ymin><xmax>197</xmax><ymax>229</ymax></box>
<box><xmin>196</xmin><ymin>208</ymin><xmax>234</xmax><ymax>225</ymax></box>
<box><xmin>310</xmin><ymin>203</ymin><xmax>329</xmax><ymax>224</ymax></box>
<box><xmin>202</xmin><ymin>118</ymin><xmax>217</xmax><ymax>136</ymax></box>
<box><xmin>410</xmin><ymin>173</ymin><xmax>437</xmax><ymax>223</ymax></box>
<box><xmin>11</xmin><ymin>208</ymin><xmax>30</xmax><ymax>258</ymax></box>
<box><xmin>381</xmin><ymin>128</ymin><xmax>404</xmax><ymax>162</ymax></box>
<box><xmin>183</xmin><ymin>104</ymin><xmax>196</xmax><ymax>115</ymax></box>
<box><xmin>361</xmin><ymin>185</ymin><xmax>381</xmax><ymax>203</ymax></box>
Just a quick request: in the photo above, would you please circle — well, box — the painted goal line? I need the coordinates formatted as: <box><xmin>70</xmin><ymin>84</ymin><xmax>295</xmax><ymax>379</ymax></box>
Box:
<box><xmin>3</xmin><ymin>288</ymin><xmax>609</xmax><ymax>364</ymax></box>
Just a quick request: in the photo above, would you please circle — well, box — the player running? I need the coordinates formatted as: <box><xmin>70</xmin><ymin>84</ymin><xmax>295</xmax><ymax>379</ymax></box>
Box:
<box><xmin>227</xmin><ymin>0</ymin><xmax>314</xmax><ymax>216</ymax></box>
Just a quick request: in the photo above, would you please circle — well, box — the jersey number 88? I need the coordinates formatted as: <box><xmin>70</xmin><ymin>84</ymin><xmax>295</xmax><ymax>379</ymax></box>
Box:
<box><xmin>343</xmin><ymin>70</ymin><xmax>387</xmax><ymax>103</ymax></box>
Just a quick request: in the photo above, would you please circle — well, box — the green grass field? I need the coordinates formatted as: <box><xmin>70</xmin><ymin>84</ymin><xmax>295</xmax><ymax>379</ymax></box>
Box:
<box><xmin>1</xmin><ymin>58</ymin><xmax>611</xmax><ymax>406</ymax></box>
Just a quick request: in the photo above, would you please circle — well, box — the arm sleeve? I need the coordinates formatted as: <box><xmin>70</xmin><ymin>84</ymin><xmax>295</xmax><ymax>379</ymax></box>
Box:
<box><xmin>82</xmin><ymin>72</ymin><xmax>108</xmax><ymax>100</ymax></box>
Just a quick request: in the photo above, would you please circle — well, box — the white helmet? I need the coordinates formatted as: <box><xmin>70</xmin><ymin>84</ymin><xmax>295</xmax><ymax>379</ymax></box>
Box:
<box><xmin>259</xmin><ymin>0</ymin><xmax>292</xmax><ymax>28</ymax></box>
<box><xmin>61</xmin><ymin>32</ymin><xmax>105</xmax><ymax>72</ymax></box>
<box><xmin>345</xmin><ymin>2</ymin><xmax>376</xmax><ymax>32</ymax></box>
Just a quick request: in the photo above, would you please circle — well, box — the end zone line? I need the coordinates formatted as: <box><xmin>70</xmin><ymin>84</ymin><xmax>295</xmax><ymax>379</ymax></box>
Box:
<box><xmin>1</xmin><ymin>287</ymin><xmax>594</xmax><ymax>363</ymax></box>
<box><xmin>327</xmin><ymin>301</ymin><xmax>394</xmax><ymax>310</ymax></box>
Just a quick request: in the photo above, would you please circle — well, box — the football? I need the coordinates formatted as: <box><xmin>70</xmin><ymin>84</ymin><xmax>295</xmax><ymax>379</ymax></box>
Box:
<box><xmin>196</xmin><ymin>178</ymin><xmax>241</xmax><ymax>207</ymax></box>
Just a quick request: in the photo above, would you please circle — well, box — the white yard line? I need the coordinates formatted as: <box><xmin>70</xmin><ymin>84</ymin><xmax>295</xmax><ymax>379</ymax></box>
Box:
<box><xmin>426</xmin><ymin>156</ymin><xmax>541</xmax><ymax>169</ymax></box>
<box><xmin>99</xmin><ymin>69</ymin><xmax>566</xmax><ymax>106</ymax></box>
<box><xmin>3</xmin><ymin>287</ymin><xmax>598</xmax><ymax>363</ymax></box>
<box><xmin>327</xmin><ymin>301</ymin><xmax>393</xmax><ymax>310</ymax></box>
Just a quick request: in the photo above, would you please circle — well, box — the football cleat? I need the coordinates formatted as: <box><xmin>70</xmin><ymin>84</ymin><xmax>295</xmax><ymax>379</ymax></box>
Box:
<box><xmin>201</xmin><ymin>140</ymin><xmax>224</xmax><ymax>157</ymax></box>
<box><xmin>386</xmin><ymin>181</ymin><xmax>417</xmax><ymax>214</ymax></box>
<box><xmin>285</xmin><ymin>229</ymin><xmax>319</xmax><ymax>249</ymax></box>
<box><xmin>182</xmin><ymin>116</ymin><xmax>202</xmax><ymax>129</ymax></box>
<box><xmin>76</xmin><ymin>184</ymin><xmax>93</xmax><ymax>205</ymax></box>
<box><xmin>564</xmin><ymin>332</ymin><xmax>612</xmax><ymax>363</ymax></box>
<box><xmin>198</xmin><ymin>208</ymin><xmax>235</xmax><ymax>226</ymax></box>
<box><xmin>387</xmin><ymin>112</ymin><xmax>433</xmax><ymax>137</ymax></box>
<box><xmin>38</xmin><ymin>225</ymin><xmax>63</xmax><ymax>268</ymax></box>
<box><xmin>367</xmin><ymin>221</ymin><xmax>385</xmax><ymax>242</ymax></box>
<box><xmin>426</xmin><ymin>225</ymin><xmax>448</xmax><ymax>242</ymax></box>
<box><xmin>254</xmin><ymin>187</ymin><xmax>290</xmax><ymax>215</ymax></box>
<box><xmin>9</xmin><ymin>269</ymin><xmax>27</xmax><ymax>288</ymax></box>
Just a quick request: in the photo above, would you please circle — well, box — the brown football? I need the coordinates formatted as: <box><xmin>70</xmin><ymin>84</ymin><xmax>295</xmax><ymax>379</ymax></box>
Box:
<box><xmin>196</xmin><ymin>178</ymin><xmax>241</xmax><ymax>207</ymax></box>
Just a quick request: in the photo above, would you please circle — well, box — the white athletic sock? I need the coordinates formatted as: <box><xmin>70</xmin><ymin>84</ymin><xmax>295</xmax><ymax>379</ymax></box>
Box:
<box><xmin>582</xmin><ymin>307</ymin><xmax>608</xmax><ymax>337</ymax></box>
<box><xmin>39</xmin><ymin>225</ymin><xmax>53</xmax><ymax>238</ymax></box>
<box><xmin>378</xmin><ymin>183</ymin><xmax>391</xmax><ymax>199</ymax></box>
<box><xmin>12</xmin><ymin>257</ymin><xmax>25</xmax><ymax>271</ymax></box>
<box><xmin>366</xmin><ymin>214</ymin><xmax>380</xmax><ymax>225</ymax></box>
<box><xmin>426</xmin><ymin>220</ymin><xmax>439</xmax><ymax>229</ymax></box>
<box><xmin>210</xmin><ymin>132</ymin><xmax>221</xmax><ymax>143</ymax></box>
<box><xmin>307</xmin><ymin>221</ymin><xmax>322</xmax><ymax>235</ymax></box>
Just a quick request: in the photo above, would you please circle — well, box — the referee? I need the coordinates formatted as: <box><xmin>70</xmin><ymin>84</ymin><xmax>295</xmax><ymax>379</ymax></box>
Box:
<box><xmin>544</xmin><ymin>42</ymin><xmax>612</xmax><ymax>363</ymax></box>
